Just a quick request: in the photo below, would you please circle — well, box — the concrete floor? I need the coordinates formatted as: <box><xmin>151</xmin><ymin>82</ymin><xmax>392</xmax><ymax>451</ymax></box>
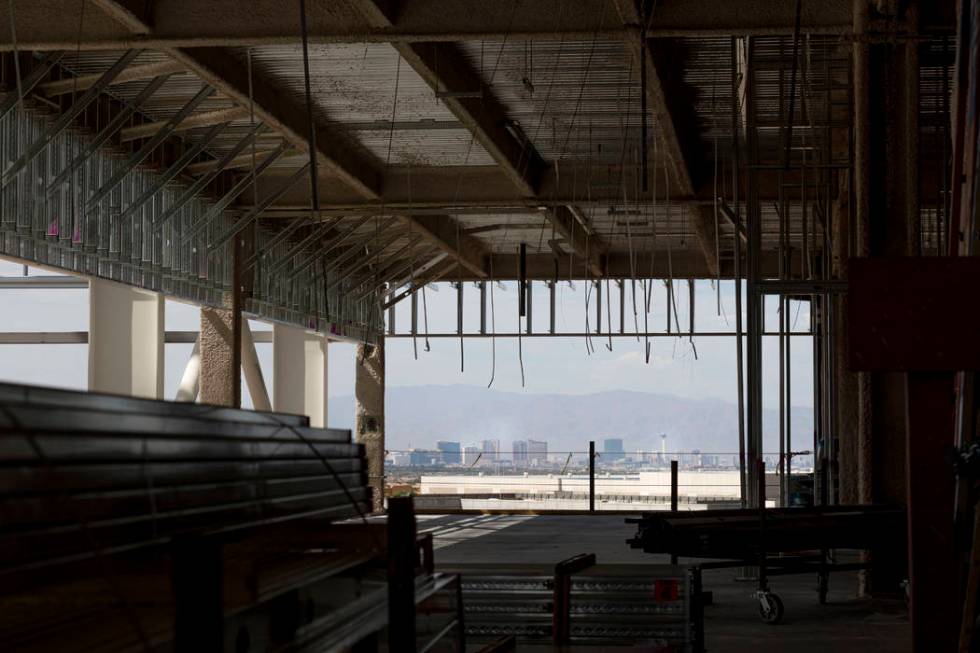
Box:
<box><xmin>424</xmin><ymin>514</ymin><xmax>910</xmax><ymax>652</ymax></box>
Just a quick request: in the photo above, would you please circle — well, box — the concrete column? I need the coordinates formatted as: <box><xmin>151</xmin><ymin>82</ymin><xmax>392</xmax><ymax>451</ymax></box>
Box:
<box><xmin>200</xmin><ymin>228</ymin><xmax>249</xmax><ymax>407</ymax></box>
<box><xmin>88</xmin><ymin>278</ymin><xmax>164</xmax><ymax>398</ymax></box>
<box><xmin>272</xmin><ymin>324</ymin><xmax>328</xmax><ymax>427</ymax></box>
<box><xmin>831</xmin><ymin>175</ymin><xmax>861</xmax><ymax>505</ymax></box>
<box><xmin>856</xmin><ymin>0</ymin><xmax>919</xmax><ymax>506</ymax></box>
<box><xmin>356</xmin><ymin>339</ymin><xmax>385</xmax><ymax>512</ymax></box>
<box><xmin>200</xmin><ymin>304</ymin><xmax>241</xmax><ymax>407</ymax></box>
<box><xmin>851</xmin><ymin>0</ymin><xmax>920</xmax><ymax>594</ymax></box>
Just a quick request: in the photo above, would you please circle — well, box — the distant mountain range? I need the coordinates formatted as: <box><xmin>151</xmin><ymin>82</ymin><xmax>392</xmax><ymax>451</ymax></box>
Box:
<box><xmin>328</xmin><ymin>385</ymin><xmax>813</xmax><ymax>455</ymax></box>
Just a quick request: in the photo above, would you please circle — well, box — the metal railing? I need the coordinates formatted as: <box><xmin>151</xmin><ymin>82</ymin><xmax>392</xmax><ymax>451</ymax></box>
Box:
<box><xmin>385</xmin><ymin>441</ymin><xmax>815</xmax><ymax>512</ymax></box>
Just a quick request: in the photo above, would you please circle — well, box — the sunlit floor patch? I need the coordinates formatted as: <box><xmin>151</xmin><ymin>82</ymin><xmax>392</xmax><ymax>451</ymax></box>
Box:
<box><xmin>425</xmin><ymin>515</ymin><xmax>536</xmax><ymax>550</ymax></box>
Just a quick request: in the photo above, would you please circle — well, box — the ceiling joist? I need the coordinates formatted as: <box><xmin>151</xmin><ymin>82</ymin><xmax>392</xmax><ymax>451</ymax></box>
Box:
<box><xmin>0</xmin><ymin>0</ymin><xmax>875</xmax><ymax>52</ymax></box>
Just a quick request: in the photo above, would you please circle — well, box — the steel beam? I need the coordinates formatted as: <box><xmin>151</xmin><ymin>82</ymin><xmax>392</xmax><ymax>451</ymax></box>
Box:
<box><xmin>152</xmin><ymin>122</ymin><xmax>266</xmax><ymax>228</ymax></box>
<box><xmin>204</xmin><ymin>158</ymin><xmax>307</xmax><ymax>252</ymax></box>
<box><xmin>38</xmin><ymin>60</ymin><xmax>184</xmax><ymax>97</ymax></box>
<box><xmin>0</xmin><ymin>0</ymin><xmax>870</xmax><ymax>52</ymax></box>
<box><xmin>280</xmin><ymin>215</ymin><xmax>374</xmax><ymax>281</ymax></box>
<box><xmin>85</xmin><ymin>85</ymin><xmax>215</xmax><ymax>212</ymax></box>
<box><xmin>185</xmin><ymin>148</ymin><xmax>289</xmax><ymax>176</ymax></box>
<box><xmin>117</xmin><ymin>121</ymin><xmax>229</xmax><ymax>224</ymax></box>
<box><xmin>1</xmin><ymin>49</ymin><xmax>140</xmax><ymax>189</ymax></box>
<box><xmin>118</xmin><ymin>106</ymin><xmax>247</xmax><ymax>142</ymax></box>
<box><xmin>187</xmin><ymin>143</ymin><xmax>289</xmax><ymax>247</ymax></box>
<box><xmin>408</xmin><ymin>215</ymin><xmax>487</xmax><ymax>278</ymax></box>
<box><xmin>0</xmin><ymin>51</ymin><xmax>64</xmax><ymax>120</ymax></box>
<box><xmin>44</xmin><ymin>73</ymin><xmax>172</xmax><ymax>198</ymax></box>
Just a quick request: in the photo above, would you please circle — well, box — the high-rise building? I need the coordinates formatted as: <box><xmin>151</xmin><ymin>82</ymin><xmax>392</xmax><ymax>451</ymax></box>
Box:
<box><xmin>409</xmin><ymin>449</ymin><xmax>434</xmax><ymax>466</ymax></box>
<box><xmin>603</xmin><ymin>438</ymin><xmax>626</xmax><ymax>461</ymax></box>
<box><xmin>528</xmin><ymin>439</ymin><xmax>548</xmax><ymax>463</ymax></box>
<box><xmin>437</xmin><ymin>440</ymin><xmax>462</xmax><ymax>465</ymax></box>
<box><xmin>513</xmin><ymin>440</ymin><xmax>529</xmax><ymax>463</ymax></box>
<box><xmin>481</xmin><ymin>439</ymin><xmax>500</xmax><ymax>462</ymax></box>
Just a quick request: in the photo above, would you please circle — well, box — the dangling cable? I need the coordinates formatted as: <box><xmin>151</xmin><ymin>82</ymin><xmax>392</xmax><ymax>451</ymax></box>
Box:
<box><xmin>299</xmin><ymin>0</ymin><xmax>325</xmax><ymax>326</ymax></box>
<box><xmin>631</xmin><ymin>278</ymin><xmax>640</xmax><ymax>342</ymax></box>
<box><xmin>688</xmin><ymin>278</ymin><xmax>699</xmax><ymax>360</ymax></box>
<box><xmin>456</xmin><ymin>235</ymin><xmax>464</xmax><ymax>373</ymax></box>
<box><xmin>410</xmin><ymin>238</ymin><xmax>418</xmax><ymax>360</ymax></box>
<box><xmin>605</xmin><ymin>276</ymin><xmax>613</xmax><ymax>351</ymax></box>
<box><xmin>421</xmin><ymin>283</ymin><xmax>431</xmax><ymax>352</ymax></box>
<box><xmin>516</xmin><ymin>245</ymin><xmax>526</xmax><ymax>386</ymax></box>
<box><xmin>7</xmin><ymin>0</ymin><xmax>23</xmax><ymax>115</ymax></box>
<box><xmin>67</xmin><ymin>0</ymin><xmax>88</xmax><ymax>248</ymax></box>
<box><xmin>583</xmin><ymin>234</ymin><xmax>595</xmax><ymax>355</ymax></box>
<box><xmin>712</xmin><ymin>94</ymin><xmax>721</xmax><ymax>316</ymax></box>
<box><xmin>247</xmin><ymin>48</ymin><xmax>269</xmax><ymax>313</ymax></box>
<box><xmin>487</xmin><ymin>255</ymin><xmax>497</xmax><ymax>388</ymax></box>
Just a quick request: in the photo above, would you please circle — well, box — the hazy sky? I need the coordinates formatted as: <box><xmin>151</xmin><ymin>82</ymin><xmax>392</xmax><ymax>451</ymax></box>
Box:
<box><xmin>0</xmin><ymin>257</ymin><xmax>815</xmax><ymax>429</ymax></box>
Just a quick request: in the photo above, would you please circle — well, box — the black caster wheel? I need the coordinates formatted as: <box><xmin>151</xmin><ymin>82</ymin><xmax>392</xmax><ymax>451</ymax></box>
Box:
<box><xmin>758</xmin><ymin>592</ymin><xmax>784</xmax><ymax>624</ymax></box>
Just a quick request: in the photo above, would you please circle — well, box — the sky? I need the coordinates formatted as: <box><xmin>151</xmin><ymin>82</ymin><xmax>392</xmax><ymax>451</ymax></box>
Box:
<box><xmin>0</xmin><ymin>257</ymin><xmax>815</xmax><ymax>430</ymax></box>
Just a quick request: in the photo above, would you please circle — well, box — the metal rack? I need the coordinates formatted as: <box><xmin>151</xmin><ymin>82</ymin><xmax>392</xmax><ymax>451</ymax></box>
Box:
<box><xmin>444</xmin><ymin>556</ymin><xmax>704</xmax><ymax>651</ymax></box>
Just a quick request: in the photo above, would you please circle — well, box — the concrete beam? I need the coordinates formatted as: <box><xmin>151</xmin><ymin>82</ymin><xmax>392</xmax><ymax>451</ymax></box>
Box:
<box><xmin>79</xmin><ymin>3</ymin><xmax>381</xmax><ymax>198</ymax></box>
<box><xmin>246</xmin><ymin>163</ymin><xmax>851</xmax><ymax>212</ymax></box>
<box><xmin>0</xmin><ymin>0</ymin><xmax>875</xmax><ymax>52</ymax></box>
<box><xmin>171</xmin><ymin>47</ymin><xmax>381</xmax><ymax>199</ymax></box>
<box><xmin>455</xmin><ymin>248</ymin><xmax>799</xmax><ymax>282</ymax></box>
<box><xmin>690</xmin><ymin>205</ymin><xmax>720</xmax><ymax>277</ymax></box>
<box><xmin>408</xmin><ymin>215</ymin><xmax>487</xmax><ymax>278</ymax></box>
<box><xmin>273</xmin><ymin>324</ymin><xmax>328</xmax><ymax>427</ymax></box>
<box><xmin>551</xmin><ymin>206</ymin><xmax>605</xmax><ymax>277</ymax></box>
<box><xmin>78</xmin><ymin>1</ymin><xmax>491</xmax><ymax>281</ymax></box>
<box><xmin>185</xmin><ymin>148</ymin><xmax>292</xmax><ymax>176</ymax></box>
<box><xmin>350</xmin><ymin>0</ymin><xmax>602</xmax><ymax>273</ymax></box>
<box><xmin>610</xmin><ymin>0</ymin><xmax>696</xmax><ymax>197</ymax></box>
<box><xmin>611</xmin><ymin>0</ymin><xmax>718</xmax><ymax>278</ymax></box>
<box><xmin>88</xmin><ymin>278</ymin><xmax>164</xmax><ymax>399</ymax></box>
<box><xmin>395</xmin><ymin>42</ymin><xmax>545</xmax><ymax>196</ymax></box>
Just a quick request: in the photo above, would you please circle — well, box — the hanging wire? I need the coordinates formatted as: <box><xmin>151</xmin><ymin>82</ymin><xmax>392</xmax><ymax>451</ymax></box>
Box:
<box><xmin>410</xmin><ymin>236</ymin><xmax>418</xmax><ymax>360</ymax></box>
<box><xmin>605</xmin><ymin>276</ymin><xmax>613</xmax><ymax>351</ymax></box>
<box><xmin>371</xmin><ymin>52</ymin><xmax>402</xmax><ymax>342</ymax></box>
<box><xmin>298</xmin><ymin>0</ymin><xmax>327</xmax><ymax>327</ymax></box>
<box><xmin>66</xmin><ymin>0</ymin><xmax>88</xmax><ymax>249</ymax></box>
<box><xmin>421</xmin><ymin>283</ymin><xmax>431</xmax><ymax>352</ymax></box>
<box><xmin>7</xmin><ymin>0</ymin><xmax>24</xmax><ymax>115</ymax></box>
<box><xmin>487</xmin><ymin>255</ymin><xmax>497</xmax><ymax>388</ymax></box>
<box><xmin>711</xmin><ymin>81</ymin><xmax>722</xmax><ymax>316</ymax></box>
<box><xmin>434</xmin><ymin>3</ymin><xmax>521</xmax><ymax>379</ymax></box>
<box><xmin>517</xmin><ymin>250</ymin><xmax>526</xmax><ymax>386</ymax></box>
